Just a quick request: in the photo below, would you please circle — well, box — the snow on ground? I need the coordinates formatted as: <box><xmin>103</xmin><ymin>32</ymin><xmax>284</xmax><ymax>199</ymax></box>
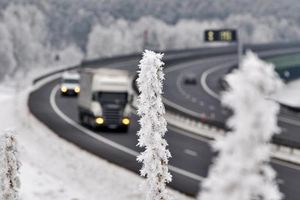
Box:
<box><xmin>274</xmin><ymin>79</ymin><xmax>300</xmax><ymax>108</ymax></box>
<box><xmin>0</xmin><ymin>81</ymin><xmax>194</xmax><ymax>200</ymax></box>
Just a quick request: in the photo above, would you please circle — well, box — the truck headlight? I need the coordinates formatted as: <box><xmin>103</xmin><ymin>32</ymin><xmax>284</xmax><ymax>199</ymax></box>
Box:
<box><xmin>61</xmin><ymin>86</ymin><xmax>67</xmax><ymax>93</ymax></box>
<box><xmin>122</xmin><ymin>117</ymin><xmax>130</xmax><ymax>125</ymax></box>
<box><xmin>74</xmin><ymin>86</ymin><xmax>80</xmax><ymax>93</ymax></box>
<box><xmin>95</xmin><ymin>117</ymin><xmax>104</xmax><ymax>125</ymax></box>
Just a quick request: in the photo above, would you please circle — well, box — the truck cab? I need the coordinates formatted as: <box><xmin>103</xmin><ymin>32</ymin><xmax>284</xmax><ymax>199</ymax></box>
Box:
<box><xmin>60</xmin><ymin>72</ymin><xmax>80</xmax><ymax>96</ymax></box>
<box><xmin>78</xmin><ymin>68</ymin><xmax>132</xmax><ymax>132</ymax></box>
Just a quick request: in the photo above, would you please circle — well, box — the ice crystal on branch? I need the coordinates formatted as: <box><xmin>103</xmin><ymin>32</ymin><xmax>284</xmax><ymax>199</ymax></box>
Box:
<box><xmin>136</xmin><ymin>50</ymin><xmax>172</xmax><ymax>200</ymax></box>
<box><xmin>0</xmin><ymin>130</ymin><xmax>20</xmax><ymax>200</ymax></box>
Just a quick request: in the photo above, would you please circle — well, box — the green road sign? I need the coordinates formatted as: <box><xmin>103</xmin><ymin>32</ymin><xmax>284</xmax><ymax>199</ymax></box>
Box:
<box><xmin>204</xmin><ymin>29</ymin><xmax>237</xmax><ymax>42</ymax></box>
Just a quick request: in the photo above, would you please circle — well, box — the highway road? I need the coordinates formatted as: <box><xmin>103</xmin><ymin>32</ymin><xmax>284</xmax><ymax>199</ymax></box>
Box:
<box><xmin>164</xmin><ymin>48</ymin><xmax>300</xmax><ymax>148</ymax></box>
<box><xmin>29</xmin><ymin>46</ymin><xmax>300</xmax><ymax>199</ymax></box>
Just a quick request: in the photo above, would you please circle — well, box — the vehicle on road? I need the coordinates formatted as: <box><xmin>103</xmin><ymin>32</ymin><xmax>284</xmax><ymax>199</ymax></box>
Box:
<box><xmin>78</xmin><ymin>68</ymin><xmax>133</xmax><ymax>132</ymax></box>
<box><xmin>60</xmin><ymin>72</ymin><xmax>80</xmax><ymax>96</ymax></box>
<box><xmin>183</xmin><ymin>73</ymin><xmax>197</xmax><ymax>85</ymax></box>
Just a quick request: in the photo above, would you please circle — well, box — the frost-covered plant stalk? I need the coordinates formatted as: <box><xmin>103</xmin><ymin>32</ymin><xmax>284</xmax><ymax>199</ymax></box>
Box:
<box><xmin>0</xmin><ymin>131</ymin><xmax>20</xmax><ymax>200</ymax></box>
<box><xmin>136</xmin><ymin>50</ymin><xmax>172</xmax><ymax>200</ymax></box>
<box><xmin>199</xmin><ymin>52</ymin><xmax>283</xmax><ymax>200</ymax></box>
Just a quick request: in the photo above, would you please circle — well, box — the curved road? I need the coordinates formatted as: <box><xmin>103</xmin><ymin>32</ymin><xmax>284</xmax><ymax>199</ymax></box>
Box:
<box><xmin>163</xmin><ymin>48</ymin><xmax>300</xmax><ymax>199</ymax></box>
<box><xmin>29</xmin><ymin>47</ymin><xmax>300</xmax><ymax>199</ymax></box>
<box><xmin>164</xmin><ymin>48</ymin><xmax>300</xmax><ymax>147</ymax></box>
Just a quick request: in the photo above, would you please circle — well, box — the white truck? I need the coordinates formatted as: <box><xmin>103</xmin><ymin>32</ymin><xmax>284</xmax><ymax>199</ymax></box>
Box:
<box><xmin>60</xmin><ymin>72</ymin><xmax>80</xmax><ymax>96</ymax></box>
<box><xmin>78</xmin><ymin>68</ymin><xmax>133</xmax><ymax>132</ymax></box>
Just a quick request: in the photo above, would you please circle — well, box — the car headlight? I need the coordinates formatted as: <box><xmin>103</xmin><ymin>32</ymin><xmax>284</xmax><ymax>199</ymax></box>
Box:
<box><xmin>95</xmin><ymin>117</ymin><xmax>104</xmax><ymax>125</ymax></box>
<box><xmin>122</xmin><ymin>117</ymin><xmax>130</xmax><ymax>125</ymax></box>
<box><xmin>61</xmin><ymin>86</ymin><xmax>67</xmax><ymax>93</ymax></box>
<box><xmin>74</xmin><ymin>86</ymin><xmax>80</xmax><ymax>93</ymax></box>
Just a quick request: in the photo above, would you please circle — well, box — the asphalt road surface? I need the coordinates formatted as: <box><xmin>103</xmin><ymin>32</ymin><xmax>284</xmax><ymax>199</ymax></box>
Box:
<box><xmin>164</xmin><ymin>48</ymin><xmax>300</xmax><ymax>148</ymax></box>
<box><xmin>29</xmin><ymin>47</ymin><xmax>300</xmax><ymax>199</ymax></box>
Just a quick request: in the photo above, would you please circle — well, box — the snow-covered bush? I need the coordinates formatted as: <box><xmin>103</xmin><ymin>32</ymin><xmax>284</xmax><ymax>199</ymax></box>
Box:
<box><xmin>0</xmin><ymin>130</ymin><xmax>20</xmax><ymax>200</ymax></box>
<box><xmin>86</xmin><ymin>16</ymin><xmax>218</xmax><ymax>59</ymax></box>
<box><xmin>86</xmin><ymin>19</ymin><xmax>142</xmax><ymax>59</ymax></box>
<box><xmin>0</xmin><ymin>23</ymin><xmax>16</xmax><ymax>80</ymax></box>
<box><xmin>1</xmin><ymin>4</ymin><xmax>50</xmax><ymax>77</ymax></box>
<box><xmin>0</xmin><ymin>4</ymin><xmax>84</xmax><ymax>82</ymax></box>
<box><xmin>136</xmin><ymin>50</ymin><xmax>172</xmax><ymax>200</ymax></box>
<box><xmin>53</xmin><ymin>44</ymin><xmax>84</xmax><ymax>67</ymax></box>
<box><xmin>199</xmin><ymin>52</ymin><xmax>283</xmax><ymax>200</ymax></box>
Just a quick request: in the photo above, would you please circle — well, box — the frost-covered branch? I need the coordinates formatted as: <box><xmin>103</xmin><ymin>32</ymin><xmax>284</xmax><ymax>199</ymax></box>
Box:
<box><xmin>136</xmin><ymin>50</ymin><xmax>172</xmax><ymax>200</ymax></box>
<box><xmin>0</xmin><ymin>130</ymin><xmax>20</xmax><ymax>200</ymax></box>
<box><xmin>199</xmin><ymin>52</ymin><xmax>283</xmax><ymax>200</ymax></box>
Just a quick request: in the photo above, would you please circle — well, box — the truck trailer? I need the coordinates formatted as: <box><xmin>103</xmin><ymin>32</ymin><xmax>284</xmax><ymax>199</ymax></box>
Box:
<box><xmin>78</xmin><ymin>68</ymin><xmax>133</xmax><ymax>132</ymax></box>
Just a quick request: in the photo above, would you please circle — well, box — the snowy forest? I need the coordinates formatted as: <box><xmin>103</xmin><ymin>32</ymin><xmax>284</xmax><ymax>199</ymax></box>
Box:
<box><xmin>1</xmin><ymin>0</ymin><xmax>300</xmax><ymax>80</ymax></box>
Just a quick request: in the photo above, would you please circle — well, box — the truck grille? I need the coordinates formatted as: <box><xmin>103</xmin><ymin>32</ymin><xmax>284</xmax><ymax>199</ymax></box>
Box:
<box><xmin>103</xmin><ymin>107</ymin><xmax>123</xmax><ymax>125</ymax></box>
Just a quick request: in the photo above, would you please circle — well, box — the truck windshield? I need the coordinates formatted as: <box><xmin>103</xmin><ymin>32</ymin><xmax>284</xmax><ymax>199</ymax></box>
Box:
<box><xmin>63</xmin><ymin>79</ymin><xmax>79</xmax><ymax>84</ymax></box>
<box><xmin>94</xmin><ymin>92</ymin><xmax>128</xmax><ymax>104</ymax></box>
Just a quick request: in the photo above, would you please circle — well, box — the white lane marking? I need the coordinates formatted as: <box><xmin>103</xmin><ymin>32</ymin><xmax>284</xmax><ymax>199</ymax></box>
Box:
<box><xmin>272</xmin><ymin>159</ymin><xmax>300</xmax><ymax>171</ymax></box>
<box><xmin>165</xmin><ymin>57</ymin><xmax>236</xmax><ymax>117</ymax></box>
<box><xmin>163</xmin><ymin>60</ymin><xmax>235</xmax><ymax>122</ymax></box>
<box><xmin>176</xmin><ymin>73</ymin><xmax>195</xmax><ymax>102</ymax></box>
<box><xmin>278</xmin><ymin>116</ymin><xmax>300</xmax><ymax>127</ymax></box>
<box><xmin>170</xmin><ymin>120</ymin><xmax>300</xmax><ymax>171</ymax></box>
<box><xmin>168</xmin><ymin>126</ymin><xmax>211</xmax><ymax>143</ymax></box>
<box><xmin>165</xmin><ymin>53</ymin><xmax>300</xmax><ymax>171</ymax></box>
<box><xmin>200</xmin><ymin>57</ymin><xmax>300</xmax><ymax>129</ymax></box>
<box><xmin>280</xmin><ymin>127</ymin><xmax>287</xmax><ymax>133</ymax></box>
<box><xmin>176</xmin><ymin>73</ymin><xmax>200</xmax><ymax>104</ymax></box>
<box><xmin>163</xmin><ymin>97</ymin><xmax>203</xmax><ymax>118</ymax></box>
<box><xmin>50</xmin><ymin>85</ymin><xmax>138</xmax><ymax>156</ymax></box>
<box><xmin>209</xmin><ymin>105</ymin><xmax>215</xmax><ymax>110</ymax></box>
<box><xmin>184</xmin><ymin>149</ymin><xmax>198</xmax><ymax>157</ymax></box>
<box><xmin>169</xmin><ymin>165</ymin><xmax>204</xmax><ymax>181</ymax></box>
<box><xmin>130</xmin><ymin>106</ymin><xmax>210</xmax><ymax>144</ymax></box>
<box><xmin>170</xmin><ymin>124</ymin><xmax>300</xmax><ymax>171</ymax></box>
<box><xmin>172</xmin><ymin>56</ymin><xmax>235</xmax><ymax>106</ymax></box>
<box><xmin>176</xmin><ymin>74</ymin><xmax>190</xmax><ymax>99</ymax></box>
<box><xmin>197</xmin><ymin>55</ymin><xmax>300</xmax><ymax>170</ymax></box>
<box><xmin>34</xmin><ymin>52</ymin><xmax>300</xmax><ymax>186</ymax></box>
<box><xmin>50</xmin><ymin>85</ymin><xmax>204</xmax><ymax>182</ymax></box>
<box><xmin>200</xmin><ymin>60</ymin><xmax>236</xmax><ymax>100</ymax></box>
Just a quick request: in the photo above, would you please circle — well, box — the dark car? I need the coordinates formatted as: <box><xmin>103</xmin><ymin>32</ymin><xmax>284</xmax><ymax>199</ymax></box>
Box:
<box><xmin>183</xmin><ymin>73</ymin><xmax>197</xmax><ymax>85</ymax></box>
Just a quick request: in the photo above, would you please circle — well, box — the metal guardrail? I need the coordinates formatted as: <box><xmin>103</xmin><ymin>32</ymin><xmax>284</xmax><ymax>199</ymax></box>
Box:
<box><xmin>273</xmin><ymin>136</ymin><xmax>300</xmax><ymax>149</ymax></box>
<box><xmin>165</xmin><ymin>106</ymin><xmax>300</xmax><ymax>165</ymax></box>
<box><xmin>32</xmin><ymin>53</ymin><xmax>142</xmax><ymax>84</ymax></box>
<box><xmin>33</xmin><ymin>46</ymin><xmax>238</xmax><ymax>84</ymax></box>
<box><xmin>33</xmin><ymin>65</ymin><xmax>78</xmax><ymax>84</ymax></box>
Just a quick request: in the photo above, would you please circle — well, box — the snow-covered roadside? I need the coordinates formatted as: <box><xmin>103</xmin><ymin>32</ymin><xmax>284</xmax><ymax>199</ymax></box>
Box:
<box><xmin>0</xmin><ymin>82</ymin><xmax>193</xmax><ymax>199</ymax></box>
<box><xmin>274</xmin><ymin>79</ymin><xmax>300</xmax><ymax>108</ymax></box>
